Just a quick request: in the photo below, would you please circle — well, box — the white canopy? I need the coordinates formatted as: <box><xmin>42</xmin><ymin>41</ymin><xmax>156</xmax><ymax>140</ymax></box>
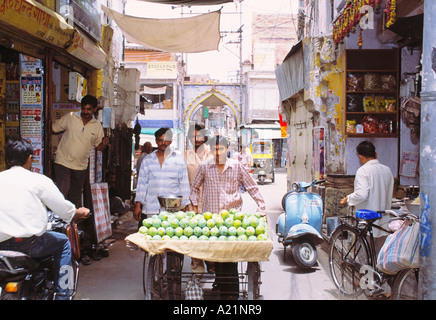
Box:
<box><xmin>102</xmin><ymin>5</ymin><xmax>221</xmax><ymax>53</ymax></box>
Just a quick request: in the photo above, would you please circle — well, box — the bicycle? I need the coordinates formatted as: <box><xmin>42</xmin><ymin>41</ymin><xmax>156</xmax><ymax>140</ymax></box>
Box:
<box><xmin>328</xmin><ymin>209</ymin><xmax>419</xmax><ymax>300</ymax></box>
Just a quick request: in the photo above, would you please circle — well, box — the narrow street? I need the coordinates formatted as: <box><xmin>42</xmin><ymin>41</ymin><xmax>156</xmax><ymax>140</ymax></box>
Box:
<box><xmin>75</xmin><ymin>169</ymin><xmax>342</xmax><ymax>300</ymax></box>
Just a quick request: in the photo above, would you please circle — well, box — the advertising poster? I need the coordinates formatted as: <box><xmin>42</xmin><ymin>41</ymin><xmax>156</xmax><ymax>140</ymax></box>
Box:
<box><xmin>20</xmin><ymin>54</ymin><xmax>44</xmax><ymax>173</ymax></box>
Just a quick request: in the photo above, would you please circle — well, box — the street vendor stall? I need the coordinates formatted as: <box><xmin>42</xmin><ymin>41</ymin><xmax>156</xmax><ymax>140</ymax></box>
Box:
<box><xmin>125</xmin><ymin>201</ymin><xmax>273</xmax><ymax>300</ymax></box>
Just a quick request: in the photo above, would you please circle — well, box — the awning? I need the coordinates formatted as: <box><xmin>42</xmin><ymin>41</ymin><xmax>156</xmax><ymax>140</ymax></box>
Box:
<box><xmin>101</xmin><ymin>5</ymin><xmax>221</xmax><ymax>53</ymax></box>
<box><xmin>138</xmin><ymin>0</ymin><xmax>232</xmax><ymax>4</ymax></box>
<box><xmin>275</xmin><ymin>40</ymin><xmax>304</xmax><ymax>102</ymax></box>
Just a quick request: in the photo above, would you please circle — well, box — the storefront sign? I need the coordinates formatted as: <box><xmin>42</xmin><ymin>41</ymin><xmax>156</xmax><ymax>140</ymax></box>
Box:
<box><xmin>0</xmin><ymin>0</ymin><xmax>74</xmax><ymax>48</ymax></box>
<box><xmin>146</xmin><ymin>62</ymin><xmax>177</xmax><ymax>79</ymax></box>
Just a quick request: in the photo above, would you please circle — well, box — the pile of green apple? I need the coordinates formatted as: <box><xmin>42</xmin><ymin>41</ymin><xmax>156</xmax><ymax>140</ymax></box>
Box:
<box><xmin>138</xmin><ymin>208</ymin><xmax>268</xmax><ymax>241</ymax></box>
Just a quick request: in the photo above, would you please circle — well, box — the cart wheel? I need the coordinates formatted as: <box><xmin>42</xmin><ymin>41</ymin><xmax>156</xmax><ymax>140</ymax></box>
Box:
<box><xmin>247</xmin><ymin>262</ymin><xmax>261</xmax><ymax>300</ymax></box>
<box><xmin>145</xmin><ymin>254</ymin><xmax>168</xmax><ymax>300</ymax></box>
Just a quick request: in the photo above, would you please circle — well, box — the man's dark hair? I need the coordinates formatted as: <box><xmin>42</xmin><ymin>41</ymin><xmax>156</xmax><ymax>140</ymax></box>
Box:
<box><xmin>155</xmin><ymin>127</ymin><xmax>173</xmax><ymax>140</ymax></box>
<box><xmin>356</xmin><ymin>141</ymin><xmax>376</xmax><ymax>158</ymax></box>
<box><xmin>188</xmin><ymin>123</ymin><xmax>205</xmax><ymax>137</ymax></box>
<box><xmin>5</xmin><ymin>139</ymin><xmax>34</xmax><ymax>167</ymax></box>
<box><xmin>208</xmin><ymin>135</ymin><xmax>229</xmax><ymax>148</ymax></box>
<box><xmin>81</xmin><ymin>95</ymin><xmax>98</xmax><ymax>108</ymax></box>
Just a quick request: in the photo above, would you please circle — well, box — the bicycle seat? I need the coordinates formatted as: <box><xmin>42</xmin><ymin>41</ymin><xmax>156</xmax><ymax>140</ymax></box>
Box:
<box><xmin>356</xmin><ymin>209</ymin><xmax>382</xmax><ymax>220</ymax></box>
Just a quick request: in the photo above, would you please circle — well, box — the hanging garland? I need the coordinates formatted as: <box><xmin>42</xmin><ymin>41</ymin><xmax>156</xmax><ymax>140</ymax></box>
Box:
<box><xmin>384</xmin><ymin>0</ymin><xmax>397</xmax><ymax>28</ymax></box>
<box><xmin>332</xmin><ymin>0</ymin><xmax>382</xmax><ymax>46</ymax></box>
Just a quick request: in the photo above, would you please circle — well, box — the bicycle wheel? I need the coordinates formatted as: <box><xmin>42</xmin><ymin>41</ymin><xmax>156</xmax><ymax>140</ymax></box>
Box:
<box><xmin>391</xmin><ymin>268</ymin><xmax>419</xmax><ymax>300</ymax></box>
<box><xmin>329</xmin><ymin>224</ymin><xmax>371</xmax><ymax>297</ymax></box>
<box><xmin>145</xmin><ymin>254</ymin><xmax>168</xmax><ymax>300</ymax></box>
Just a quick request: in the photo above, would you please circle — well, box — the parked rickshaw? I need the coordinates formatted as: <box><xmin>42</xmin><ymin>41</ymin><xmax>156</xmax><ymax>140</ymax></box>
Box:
<box><xmin>250</xmin><ymin>140</ymin><xmax>275</xmax><ymax>184</ymax></box>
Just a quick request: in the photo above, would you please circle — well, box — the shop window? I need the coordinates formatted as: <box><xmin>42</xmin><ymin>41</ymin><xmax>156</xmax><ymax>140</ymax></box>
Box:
<box><xmin>140</xmin><ymin>84</ymin><xmax>173</xmax><ymax>109</ymax></box>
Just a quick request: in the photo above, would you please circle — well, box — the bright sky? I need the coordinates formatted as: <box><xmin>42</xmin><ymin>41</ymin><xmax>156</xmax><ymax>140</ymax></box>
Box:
<box><xmin>124</xmin><ymin>0</ymin><xmax>299</xmax><ymax>81</ymax></box>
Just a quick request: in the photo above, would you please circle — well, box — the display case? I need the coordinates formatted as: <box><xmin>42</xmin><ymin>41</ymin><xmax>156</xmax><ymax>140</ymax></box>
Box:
<box><xmin>343</xmin><ymin>49</ymin><xmax>399</xmax><ymax>137</ymax></box>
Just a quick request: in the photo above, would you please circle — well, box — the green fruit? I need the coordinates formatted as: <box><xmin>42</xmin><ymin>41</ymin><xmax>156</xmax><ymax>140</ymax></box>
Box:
<box><xmin>203</xmin><ymin>212</ymin><xmax>212</xmax><ymax>220</ymax></box>
<box><xmin>189</xmin><ymin>218</ymin><xmax>198</xmax><ymax>228</ymax></box>
<box><xmin>165</xmin><ymin>227</ymin><xmax>175</xmax><ymax>237</ymax></box>
<box><xmin>219</xmin><ymin>226</ymin><xmax>228</xmax><ymax>236</ymax></box>
<box><xmin>161</xmin><ymin>220</ymin><xmax>170</xmax><ymax>228</ymax></box>
<box><xmin>175</xmin><ymin>227</ymin><xmax>184</xmax><ymax>237</ymax></box>
<box><xmin>197</xmin><ymin>218</ymin><xmax>207</xmax><ymax>228</ymax></box>
<box><xmin>246</xmin><ymin>226</ymin><xmax>255</xmax><ymax>237</ymax></box>
<box><xmin>241</xmin><ymin>219</ymin><xmax>249</xmax><ymax>228</ymax></box>
<box><xmin>176</xmin><ymin>211</ymin><xmax>186</xmax><ymax>220</ymax></box>
<box><xmin>235</xmin><ymin>211</ymin><xmax>244</xmax><ymax>220</ymax></box>
<box><xmin>170</xmin><ymin>218</ymin><xmax>179</xmax><ymax>228</ymax></box>
<box><xmin>187</xmin><ymin>211</ymin><xmax>196</xmax><ymax>218</ymax></box>
<box><xmin>148</xmin><ymin>227</ymin><xmax>158</xmax><ymax>237</ymax></box>
<box><xmin>206</xmin><ymin>219</ymin><xmax>216</xmax><ymax>228</ymax></box>
<box><xmin>248</xmin><ymin>235</ymin><xmax>257</xmax><ymax>241</ymax></box>
<box><xmin>218</xmin><ymin>236</ymin><xmax>227</xmax><ymax>241</ymax></box>
<box><xmin>193</xmin><ymin>226</ymin><xmax>203</xmax><ymax>237</ymax></box>
<box><xmin>229</xmin><ymin>208</ymin><xmax>238</xmax><ymax>215</ymax></box>
<box><xmin>254</xmin><ymin>212</ymin><xmax>262</xmax><ymax>219</ymax></box>
<box><xmin>202</xmin><ymin>226</ymin><xmax>210</xmax><ymax>237</ymax></box>
<box><xmin>257</xmin><ymin>234</ymin><xmax>268</xmax><ymax>241</ymax></box>
<box><xmin>227</xmin><ymin>235</ymin><xmax>237</xmax><ymax>241</ymax></box>
<box><xmin>233</xmin><ymin>220</ymin><xmax>242</xmax><ymax>228</ymax></box>
<box><xmin>144</xmin><ymin>234</ymin><xmax>152</xmax><ymax>240</ymax></box>
<box><xmin>255</xmin><ymin>225</ymin><xmax>265</xmax><ymax>235</ymax></box>
<box><xmin>162</xmin><ymin>235</ymin><xmax>171</xmax><ymax>240</ymax></box>
<box><xmin>209</xmin><ymin>236</ymin><xmax>218</xmax><ymax>241</ymax></box>
<box><xmin>184</xmin><ymin>226</ymin><xmax>193</xmax><ymax>237</ymax></box>
<box><xmin>142</xmin><ymin>218</ymin><xmax>152</xmax><ymax>228</ymax></box>
<box><xmin>171</xmin><ymin>236</ymin><xmax>179</xmax><ymax>240</ymax></box>
<box><xmin>152</xmin><ymin>218</ymin><xmax>161</xmax><ymax>228</ymax></box>
<box><xmin>238</xmin><ymin>234</ymin><xmax>248</xmax><ymax>241</ymax></box>
<box><xmin>199</xmin><ymin>235</ymin><xmax>209</xmax><ymax>241</ymax></box>
<box><xmin>210</xmin><ymin>226</ymin><xmax>220</xmax><ymax>237</ymax></box>
<box><xmin>224</xmin><ymin>217</ymin><xmax>234</xmax><ymax>228</ymax></box>
<box><xmin>152</xmin><ymin>235</ymin><xmax>162</xmax><ymax>240</ymax></box>
<box><xmin>179</xmin><ymin>235</ymin><xmax>189</xmax><ymax>241</ymax></box>
<box><xmin>249</xmin><ymin>217</ymin><xmax>259</xmax><ymax>228</ymax></box>
<box><xmin>159</xmin><ymin>211</ymin><xmax>169</xmax><ymax>221</ymax></box>
<box><xmin>228</xmin><ymin>226</ymin><xmax>237</xmax><ymax>236</ymax></box>
<box><xmin>215</xmin><ymin>217</ymin><xmax>224</xmax><ymax>227</ymax></box>
<box><xmin>179</xmin><ymin>218</ymin><xmax>189</xmax><ymax>228</ymax></box>
<box><xmin>157</xmin><ymin>227</ymin><xmax>166</xmax><ymax>237</ymax></box>
<box><xmin>237</xmin><ymin>227</ymin><xmax>246</xmax><ymax>236</ymax></box>
<box><xmin>139</xmin><ymin>226</ymin><xmax>148</xmax><ymax>234</ymax></box>
<box><xmin>189</xmin><ymin>235</ymin><xmax>198</xmax><ymax>241</ymax></box>
<box><xmin>220</xmin><ymin>210</ymin><xmax>229</xmax><ymax>220</ymax></box>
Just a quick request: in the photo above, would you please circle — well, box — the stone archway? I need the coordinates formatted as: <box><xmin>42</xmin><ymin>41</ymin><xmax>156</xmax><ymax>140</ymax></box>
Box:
<box><xmin>183</xmin><ymin>88</ymin><xmax>241</xmax><ymax>127</ymax></box>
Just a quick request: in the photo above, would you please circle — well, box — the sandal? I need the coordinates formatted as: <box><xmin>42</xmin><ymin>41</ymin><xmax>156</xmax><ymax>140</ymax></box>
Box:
<box><xmin>81</xmin><ymin>255</ymin><xmax>92</xmax><ymax>265</ymax></box>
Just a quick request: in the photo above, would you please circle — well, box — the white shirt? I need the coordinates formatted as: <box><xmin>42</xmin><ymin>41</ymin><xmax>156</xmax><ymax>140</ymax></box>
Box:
<box><xmin>136</xmin><ymin>148</ymin><xmax>191</xmax><ymax>214</ymax></box>
<box><xmin>347</xmin><ymin>159</ymin><xmax>394</xmax><ymax>237</ymax></box>
<box><xmin>0</xmin><ymin>166</ymin><xmax>76</xmax><ymax>242</ymax></box>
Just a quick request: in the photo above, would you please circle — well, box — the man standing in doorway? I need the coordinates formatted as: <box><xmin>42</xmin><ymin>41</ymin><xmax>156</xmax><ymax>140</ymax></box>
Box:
<box><xmin>340</xmin><ymin>140</ymin><xmax>394</xmax><ymax>250</ymax></box>
<box><xmin>133</xmin><ymin>128</ymin><xmax>190</xmax><ymax>226</ymax></box>
<box><xmin>53</xmin><ymin>95</ymin><xmax>109</xmax><ymax>207</ymax></box>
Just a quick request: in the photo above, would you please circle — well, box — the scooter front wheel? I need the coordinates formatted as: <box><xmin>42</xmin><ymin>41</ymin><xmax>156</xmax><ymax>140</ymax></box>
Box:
<box><xmin>292</xmin><ymin>239</ymin><xmax>317</xmax><ymax>269</ymax></box>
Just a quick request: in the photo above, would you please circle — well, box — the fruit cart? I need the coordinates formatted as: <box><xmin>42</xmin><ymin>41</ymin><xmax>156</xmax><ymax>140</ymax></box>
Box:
<box><xmin>126</xmin><ymin>232</ymin><xmax>273</xmax><ymax>300</ymax></box>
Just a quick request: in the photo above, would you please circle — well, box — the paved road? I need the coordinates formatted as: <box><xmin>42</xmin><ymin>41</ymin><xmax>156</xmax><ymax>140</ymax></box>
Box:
<box><xmin>75</xmin><ymin>169</ymin><xmax>342</xmax><ymax>300</ymax></box>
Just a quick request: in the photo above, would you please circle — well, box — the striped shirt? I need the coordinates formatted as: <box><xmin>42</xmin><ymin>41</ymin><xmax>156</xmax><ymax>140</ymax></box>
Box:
<box><xmin>136</xmin><ymin>148</ymin><xmax>191</xmax><ymax>214</ymax></box>
<box><xmin>190</xmin><ymin>158</ymin><xmax>266</xmax><ymax>215</ymax></box>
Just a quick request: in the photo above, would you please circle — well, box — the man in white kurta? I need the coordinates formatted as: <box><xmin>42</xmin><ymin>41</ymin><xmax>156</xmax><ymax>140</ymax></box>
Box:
<box><xmin>341</xmin><ymin>141</ymin><xmax>394</xmax><ymax>240</ymax></box>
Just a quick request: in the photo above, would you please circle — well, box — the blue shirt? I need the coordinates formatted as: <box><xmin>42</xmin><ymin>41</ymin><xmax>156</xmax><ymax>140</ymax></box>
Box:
<box><xmin>136</xmin><ymin>148</ymin><xmax>190</xmax><ymax>214</ymax></box>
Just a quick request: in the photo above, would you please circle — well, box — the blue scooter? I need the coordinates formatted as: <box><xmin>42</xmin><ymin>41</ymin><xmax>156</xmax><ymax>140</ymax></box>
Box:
<box><xmin>276</xmin><ymin>180</ymin><xmax>325</xmax><ymax>268</ymax></box>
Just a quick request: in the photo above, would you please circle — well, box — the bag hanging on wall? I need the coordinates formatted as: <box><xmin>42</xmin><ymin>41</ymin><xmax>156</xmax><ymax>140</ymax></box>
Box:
<box><xmin>376</xmin><ymin>217</ymin><xmax>420</xmax><ymax>275</ymax></box>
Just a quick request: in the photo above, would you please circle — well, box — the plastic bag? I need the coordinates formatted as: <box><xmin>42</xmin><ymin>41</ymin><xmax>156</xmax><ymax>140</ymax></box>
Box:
<box><xmin>376</xmin><ymin>218</ymin><xmax>420</xmax><ymax>275</ymax></box>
